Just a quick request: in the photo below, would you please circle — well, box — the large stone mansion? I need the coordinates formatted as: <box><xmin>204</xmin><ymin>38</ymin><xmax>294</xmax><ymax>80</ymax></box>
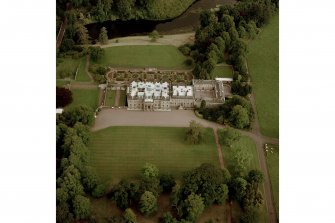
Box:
<box><xmin>127</xmin><ymin>78</ymin><xmax>233</xmax><ymax>111</ymax></box>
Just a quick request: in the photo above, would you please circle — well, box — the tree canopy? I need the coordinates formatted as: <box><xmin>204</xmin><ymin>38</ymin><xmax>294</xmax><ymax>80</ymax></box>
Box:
<box><xmin>185</xmin><ymin>120</ymin><xmax>205</xmax><ymax>144</ymax></box>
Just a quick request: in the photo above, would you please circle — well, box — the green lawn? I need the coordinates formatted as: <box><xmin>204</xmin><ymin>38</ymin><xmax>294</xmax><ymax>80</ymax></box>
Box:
<box><xmin>56</xmin><ymin>79</ymin><xmax>70</xmax><ymax>87</ymax></box>
<box><xmin>88</xmin><ymin>127</ymin><xmax>219</xmax><ymax>184</ymax></box>
<box><xmin>212</xmin><ymin>65</ymin><xmax>234</xmax><ymax>78</ymax></box>
<box><xmin>119</xmin><ymin>90</ymin><xmax>126</xmax><ymax>106</ymax></box>
<box><xmin>93</xmin><ymin>45</ymin><xmax>192</xmax><ymax>69</ymax></box>
<box><xmin>67</xmin><ymin>88</ymin><xmax>99</xmax><ymax>110</ymax></box>
<box><xmin>218</xmin><ymin>132</ymin><xmax>268</xmax><ymax>223</ymax></box>
<box><xmin>247</xmin><ymin>14</ymin><xmax>279</xmax><ymax>138</ymax></box>
<box><xmin>265</xmin><ymin>143</ymin><xmax>279</xmax><ymax>219</ymax></box>
<box><xmin>75</xmin><ymin>57</ymin><xmax>91</xmax><ymax>82</ymax></box>
<box><xmin>105</xmin><ymin>89</ymin><xmax>116</xmax><ymax>107</ymax></box>
<box><xmin>56</xmin><ymin>57</ymin><xmax>81</xmax><ymax>79</ymax></box>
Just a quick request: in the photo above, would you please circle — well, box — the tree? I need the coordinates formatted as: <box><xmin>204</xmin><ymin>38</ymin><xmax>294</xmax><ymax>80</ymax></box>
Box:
<box><xmin>56</xmin><ymin>202</ymin><xmax>74</xmax><ymax>223</ymax></box>
<box><xmin>57</xmin><ymin>165</ymin><xmax>84</xmax><ymax>199</ymax></box>
<box><xmin>240</xmin><ymin>208</ymin><xmax>257</xmax><ymax>223</ymax></box>
<box><xmin>76</xmin><ymin>24</ymin><xmax>90</xmax><ymax>45</ymax></box>
<box><xmin>229</xmin><ymin>105</ymin><xmax>250</xmax><ymax>129</ymax></box>
<box><xmin>99</xmin><ymin>27</ymin><xmax>108</xmax><ymax>44</ymax></box>
<box><xmin>229</xmin><ymin>177</ymin><xmax>248</xmax><ymax>202</ymax></box>
<box><xmin>62</xmin><ymin>105</ymin><xmax>94</xmax><ymax>127</ymax></box>
<box><xmin>123</xmin><ymin>208</ymin><xmax>137</xmax><ymax>223</ymax></box>
<box><xmin>247</xmin><ymin>169</ymin><xmax>264</xmax><ymax>186</ymax></box>
<box><xmin>184</xmin><ymin>193</ymin><xmax>205</xmax><ymax>221</ymax></box>
<box><xmin>56</xmin><ymin>87</ymin><xmax>73</xmax><ymax>108</ymax></box>
<box><xmin>220</xmin><ymin>127</ymin><xmax>241</xmax><ymax>147</ymax></box>
<box><xmin>115</xmin><ymin>0</ymin><xmax>135</xmax><ymax>19</ymax></box>
<box><xmin>200</xmin><ymin>100</ymin><xmax>206</xmax><ymax>112</ymax></box>
<box><xmin>56</xmin><ymin>187</ymin><xmax>69</xmax><ymax>204</ymax></box>
<box><xmin>73</xmin><ymin>195</ymin><xmax>91</xmax><ymax>220</ymax></box>
<box><xmin>139</xmin><ymin>191</ymin><xmax>157</xmax><ymax>216</ymax></box>
<box><xmin>141</xmin><ymin>163</ymin><xmax>159</xmax><ymax>179</ymax></box>
<box><xmin>232</xmin><ymin>149</ymin><xmax>252</xmax><ymax>176</ymax></box>
<box><xmin>92</xmin><ymin>183</ymin><xmax>106</xmax><ymax>198</ymax></box>
<box><xmin>89</xmin><ymin>46</ymin><xmax>104</xmax><ymax>62</ymax></box>
<box><xmin>160</xmin><ymin>173</ymin><xmax>176</xmax><ymax>193</ymax></box>
<box><xmin>149</xmin><ymin>30</ymin><xmax>159</xmax><ymax>42</ymax></box>
<box><xmin>73</xmin><ymin>122</ymin><xmax>91</xmax><ymax>145</ymax></box>
<box><xmin>161</xmin><ymin>212</ymin><xmax>178</xmax><ymax>223</ymax></box>
<box><xmin>81</xmin><ymin>166</ymin><xmax>98</xmax><ymax>192</ymax></box>
<box><xmin>112</xmin><ymin>180</ymin><xmax>140</xmax><ymax>209</ymax></box>
<box><xmin>177</xmin><ymin>164</ymin><xmax>230</xmax><ymax>207</ymax></box>
<box><xmin>185</xmin><ymin>120</ymin><xmax>205</xmax><ymax>144</ymax></box>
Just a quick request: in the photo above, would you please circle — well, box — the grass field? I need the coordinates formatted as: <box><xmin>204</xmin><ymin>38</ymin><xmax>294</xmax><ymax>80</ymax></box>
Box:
<box><xmin>88</xmin><ymin>127</ymin><xmax>219</xmax><ymax>184</ymax></box>
<box><xmin>212</xmin><ymin>65</ymin><xmax>234</xmax><ymax>78</ymax></box>
<box><xmin>247</xmin><ymin>14</ymin><xmax>279</xmax><ymax>138</ymax></box>
<box><xmin>105</xmin><ymin>90</ymin><xmax>116</xmax><ymax>107</ymax></box>
<box><xmin>265</xmin><ymin>143</ymin><xmax>279</xmax><ymax>218</ymax></box>
<box><xmin>146</xmin><ymin>0</ymin><xmax>196</xmax><ymax>20</ymax></box>
<box><xmin>56</xmin><ymin>79</ymin><xmax>70</xmax><ymax>87</ymax></box>
<box><xmin>75</xmin><ymin>57</ymin><xmax>91</xmax><ymax>82</ymax></box>
<box><xmin>93</xmin><ymin>45</ymin><xmax>192</xmax><ymax>69</ymax></box>
<box><xmin>67</xmin><ymin>88</ymin><xmax>99</xmax><ymax>110</ymax></box>
<box><xmin>56</xmin><ymin>57</ymin><xmax>81</xmax><ymax>79</ymax></box>
<box><xmin>119</xmin><ymin>90</ymin><xmax>126</xmax><ymax>106</ymax></box>
<box><xmin>218</xmin><ymin>132</ymin><xmax>268</xmax><ymax>222</ymax></box>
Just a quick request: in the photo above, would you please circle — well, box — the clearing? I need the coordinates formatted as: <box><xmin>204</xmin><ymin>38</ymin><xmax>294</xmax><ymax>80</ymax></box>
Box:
<box><xmin>212</xmin><ymin>64</ymin><xmax>234</xmax><ymax>78</ymax></box>
<box><xmin>247</xmin><ymin>14</ymin><xmax>279</xmax><ymax>138</ymax></box>
<box><xmin>88</xmin><ymin>126</ymin><xmax>219</xmax><ymax>185</ymax></box>
<box><xmin>92</xmin><ymin>45</ymin><xmax>192</xmax><ymax>69</ymax></box>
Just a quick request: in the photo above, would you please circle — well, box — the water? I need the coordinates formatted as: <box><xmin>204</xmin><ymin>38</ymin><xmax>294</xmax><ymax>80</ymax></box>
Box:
<box><xmin>85</xmin><ymin>0</ymin><xmax>234</xmax><ymax>40</ymax></box>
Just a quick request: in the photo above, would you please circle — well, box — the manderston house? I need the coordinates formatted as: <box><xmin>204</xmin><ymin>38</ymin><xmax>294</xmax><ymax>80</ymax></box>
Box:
<box><xmin>110</xmin><ymin>69</ymin><xmax>233</xmax><ymax>111</ymax></box>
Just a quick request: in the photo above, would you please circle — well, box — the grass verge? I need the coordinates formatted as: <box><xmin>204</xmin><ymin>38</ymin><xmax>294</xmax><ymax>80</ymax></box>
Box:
<box><xmin>247</xmin><ymin>14</ymin><xmax>279</xmax><ymax>138</ymax></box>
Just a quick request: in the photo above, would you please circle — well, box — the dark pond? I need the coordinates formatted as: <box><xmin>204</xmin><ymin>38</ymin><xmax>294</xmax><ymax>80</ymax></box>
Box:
<box><xmin>86</xmin><ymin>0</ymin><xmax>235</xmax><ymax>40</ymax></box>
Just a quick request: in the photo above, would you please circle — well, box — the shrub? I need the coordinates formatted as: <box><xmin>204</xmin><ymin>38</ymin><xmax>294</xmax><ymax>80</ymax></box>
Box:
<box><xmin>178</xmin><ymin>45</ymin><xmax>191</xmax><ymax>56</ymax></box>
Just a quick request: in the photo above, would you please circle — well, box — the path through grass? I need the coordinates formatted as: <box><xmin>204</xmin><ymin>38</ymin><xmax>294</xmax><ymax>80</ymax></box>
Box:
<box><xmin>247</xmin><ymin>14</ymin><xmax>279</xmax><ymax>138</ymax></box>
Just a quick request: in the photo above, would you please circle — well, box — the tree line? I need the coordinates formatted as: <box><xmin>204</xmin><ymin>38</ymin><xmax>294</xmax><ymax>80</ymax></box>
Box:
<box><xmin>178</xmin><ymin>0</ymin><xmax>278</xmax><ymax>97</ymax></box>
<box><xmin>56</xmin><ymin>105</ymin><xmax>106</xmax><ymax>223</ymax></box>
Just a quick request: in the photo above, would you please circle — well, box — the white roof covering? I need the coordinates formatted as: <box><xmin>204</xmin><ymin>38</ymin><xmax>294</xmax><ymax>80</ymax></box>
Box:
<box><xmin>215</xmin><ymin>78</ymin><xmax>233</xmax><ymax>82</ymax></box>
<box><xmin>129</xmin><ymin>81</ymin><xmax>169</xmax><ymax>99</ymax></box>
<box><xmin>56</xmin><ymin>108</ymin><xmax>63</xmax><ymax>114</ymax></box>
<box><xmin>172</xmin><ymin>85</ymin><xmax>193</xmax><ymax>97</ymax></box>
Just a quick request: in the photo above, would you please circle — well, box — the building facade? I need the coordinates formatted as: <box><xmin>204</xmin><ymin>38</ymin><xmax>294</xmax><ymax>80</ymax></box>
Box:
<box><xmin>127</xmin><ymin>79</ymin><xmax>232</xmax><ymax>111</ymax></box>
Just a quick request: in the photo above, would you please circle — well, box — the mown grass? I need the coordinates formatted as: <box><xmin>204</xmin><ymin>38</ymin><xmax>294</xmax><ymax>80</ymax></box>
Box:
<box><xmin>56</xmin><ymin>79</ymin><xmax>70</xmax><ymax>87</ymax></box>
<box><xmin>212</xmin><ymin>65</ymin><xmax>234</xmax><ymax>78</ymax></box>
<box><xmin>67</xmin><ymin>88</ymin><xmax>99</xmax><ymax>110</ymax></box>
<box><xmin>88</xmin><ymin>127</ymin><xmax>219</xmax><ymax>185</ymax></box>
<box><xmin>247</xmin><ymin>14</ymin><xmax>279</xmax><ymax>138</ymax></box>
<box><xmin>265</xmin><ymin>143</ymin><xmax>279</xmax><ymax>219</ymax></box>
<box><xmin>218</xmin><ymin>131</ymin><xmax>268</xmax><ymax>223</ymax></box>
<box><xmin>119</xmin><ymin>90</ymin><xmax>127</xmax><ymax>106</ymax></box>
<box><xmin>93</xmin><ymin>45</ymin><xmax>192</xmax><ymax>69</ymax></box>
<box><xmin>75</xmin><ymin>57</ymin><xmax>91</xmax><ymax>82</ymax></box>
<box><xmin>105</xmin><ymin>90</ymin><xmax>116</xmax><ymax>107</ymax></box>
<box><xmin>56</xmin><ymin>57</ymin><xmax>81</xmax><ymax>79</ymax></box>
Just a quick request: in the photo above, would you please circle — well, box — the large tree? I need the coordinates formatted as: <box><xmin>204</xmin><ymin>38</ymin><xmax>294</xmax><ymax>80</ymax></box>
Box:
<box><xmin>139</xmin><ymin>191</ymin><xmax>157</xmax><ymax>216</ymax></box>
<box><xmin>89</xmin><ymin>46</ymin><xmax>104</xmax><ymax>62</ymax></box>
<box><xmin>112</xmin><ymin>180</ymin><xmax>140</xmax><ymax>209</ymax></box>
<box><xmin>220</xmin><ymin>127</ymin><xmax>241</xmax><ymax>147</ymax></box>
<box><xmin>76</xmin><ymin>24</ymin><xmax>90</xmax><ymax>45</ymax></box>
<box><xmin>73</xmin><ymin>195</ymin><xmax>91</xmax><ymax>220</ymax></box>
<box><xmin>160</xmin><ymin>173</ymin><xmax>176</xmax><ymax>193</ymax></box>
<box><xmin>229</xmin><ymin>105</ymin><xmax>250</xmax><ymax>129</ymax></box>
<box><xmin>56</xmin><ymin>87</ymin><xmax>73</xmax><ymax>108</ymax></box>
<box><xmin>123</xmin><ymin>208</ymin><xmax>137</xmax><ymax>223</ymax></box>
<box><xmin>185</xmin><ymin>120</ymin><xmax>205</xmax><ymax>144</ymax></box>
<box><xmin>61</xmin><ymin>105</ymin><xmax>94</xmax><ymax>127</ymax></box>
<box><xmin>99</xmin><ymin>27</ymin><xmax>108</xmax><ymax>44</ymax></box>
<box><xmin>184</xmin><ymin>193</ymin><xmax>205</xmax><ymax>221</ymax></box>
<box><xmin>141</xmin><ymin>163</ymin><xmax>159</xmax><ymax>179</ymax></box>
